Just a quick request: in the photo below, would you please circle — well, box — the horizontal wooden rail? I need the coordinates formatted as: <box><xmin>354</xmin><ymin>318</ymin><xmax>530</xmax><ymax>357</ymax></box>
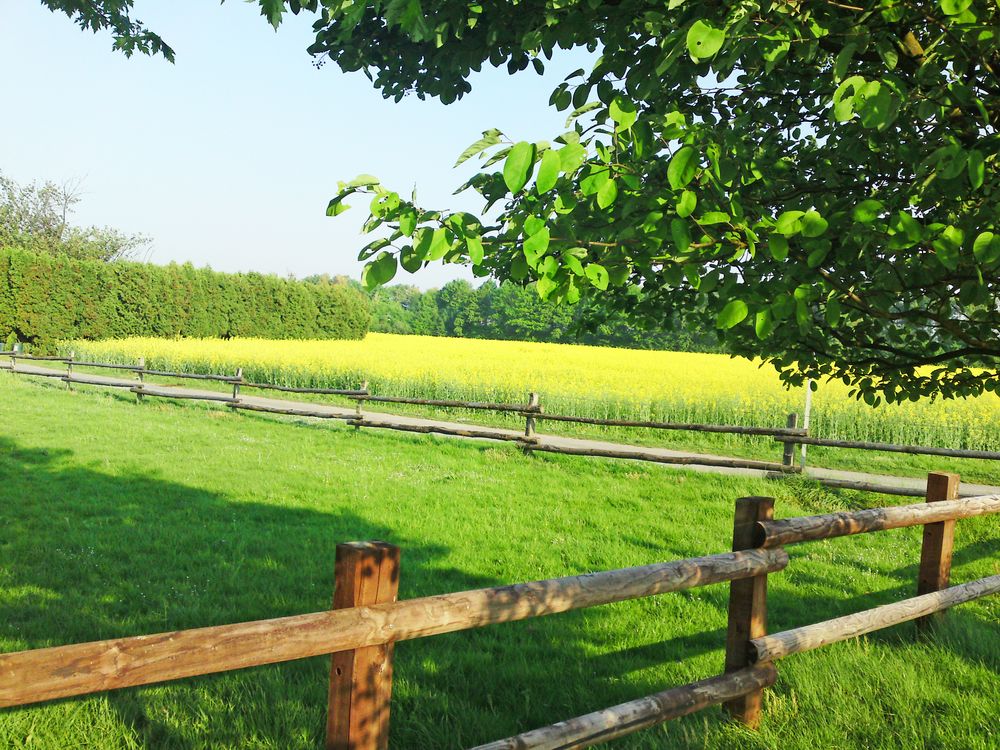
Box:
<box><xmin>775</xmin><ymin>435</ymin><xmax>1000</xmax><ymax>461</ymax></box>
<box><xmin>528</xmin><ymin>443</ymin><xmax>798</xmax><ymax>474</ymax></box>
<box><xmin>229</xmin><ymin>402</ymin><xmax>354</xmax><ymax>420</ymax></box>
<box><xmin>813</xmin><ymin>478</ymin><xmax>927</xmax><ymax>497</ymax></box>
<box><xmin>755</xmin><ymin>494</ymin><xmax>1000</xmax><ymax>548</ymax></box>
<box><xmin>130</xmin><ymin>387</ymin><xmax>238</xmax><ymax>404</ymax></box>
<box><xmin>63</xmin><ymin>376</ymin><xmax>136</xmax><ymax>389</ymax></box>
<box><xmin>471</xmin><ymin>664</ymin><xmax>778</xmax><ymax>750</ymax></box>
<box><xmin>348</xmin><ymin>394</ymin><xmax>537</xmax><ymax>413</ymax></box>
<box><xmin>534</xmin><ymin>413</ymin><xmax>806</xmax><ymax>438</ymax></box>
<box><xmin>750</xmin><ymin>574</ymin><xmax>1000</xmax><ymax>663</ymax></box>
<box><xmin>0</xmin><ymin>548</ymin><xmax>787</xmax><ymax>708</ymax></box>
<box><xmin>10</xmin><ymin>353</ymin><xmax>68</xmax><ymax>362</ymax></box>
<box><xmin>9</xmin><ymin>367</ymin><xmax>65</xmax><ymax>379</ymax></box>
<box><xmin>63</xmin><ymin>360</ymin><xmax>145</xmax><ymax>372</ymax></box>
<box><xmin>349</xmin><ymin>418</ymin><xmax>536</xmax><ymax>444</ymax></box>
<box><xmin>241</xmin><ymin>381</ymin><xmax>368</xmax><ymax>396</ymax></box>
<box><xmin>139</xmin><ymin>369</ymin><xmax>241</xmax><ymax>383</ymax></box>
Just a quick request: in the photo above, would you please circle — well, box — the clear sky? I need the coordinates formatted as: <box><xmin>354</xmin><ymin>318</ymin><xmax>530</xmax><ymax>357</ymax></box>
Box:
<box><xmin>1</xmin><ymin>2</ymin><xmax>592</xmax><ymax>288</ymax></box>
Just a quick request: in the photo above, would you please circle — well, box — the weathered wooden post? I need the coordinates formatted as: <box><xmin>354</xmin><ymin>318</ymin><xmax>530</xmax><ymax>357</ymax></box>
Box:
<box><xmin>781</xmin><ymin>414</ymin><xmax>798</xmax><ymax>469</ymax></box>
<box><xmin>136</xmin><ymin>357</ymin><xmax>146</xmax><ymax>403</ymax></box>
<box><xmin>916</xmin><ymin>472</ymin><xmax>960</xmax><ymax>635</ymax></box>
<box><xmin>327</xmin><ymin>541</ymin><xmax>400</xmax><ymax>750</ymax></box>
<box><xmin>524</xmin><ymin>392</ymin><xmax>540</xmax><ymax>438</ymax></box>
<box><xmin>354</xmin><ymin>380</ymin><xmax>368</xmax><ymax>430</ymax></box>
<box><xmin>232</xmin><ymin>368</ymin><xmax>243</xmax><ymax>401</ymax></box>
<box><xmin>66</xmin><ymin>351</ymin><xmax>75</xmax><ymax>390</ymax></box>
<box><xmin>724</xmin><ymin>496</ymin><xmax>775</xmax><ymax>728</ymax></box>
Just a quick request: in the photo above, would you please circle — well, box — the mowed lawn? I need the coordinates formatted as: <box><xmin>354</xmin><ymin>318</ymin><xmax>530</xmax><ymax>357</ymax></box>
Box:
<box><xmin>0</xmin><ymin>375</ymin><xmax>997</xmax><ymax>749</ymax></box>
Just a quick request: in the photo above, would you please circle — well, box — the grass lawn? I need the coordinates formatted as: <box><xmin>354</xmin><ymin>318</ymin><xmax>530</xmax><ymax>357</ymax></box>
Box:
<box><xmin>0</xmin><ymin>375</ymin><xmax>997</xmax><ymax>749</ymax></box>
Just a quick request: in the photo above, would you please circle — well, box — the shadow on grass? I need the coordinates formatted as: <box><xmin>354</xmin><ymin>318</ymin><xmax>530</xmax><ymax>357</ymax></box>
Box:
<box><xmin>1</xmin><ymin>430</ymin><xmax>996</xmax><ymax>748</ymax></box>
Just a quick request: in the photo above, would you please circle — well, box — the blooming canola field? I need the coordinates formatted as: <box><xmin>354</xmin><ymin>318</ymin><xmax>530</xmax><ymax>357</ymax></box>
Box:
<box><xmin>68</xmin><ymin>334</ymin><xmax>1000</xmax><ymax>450</ymax></box>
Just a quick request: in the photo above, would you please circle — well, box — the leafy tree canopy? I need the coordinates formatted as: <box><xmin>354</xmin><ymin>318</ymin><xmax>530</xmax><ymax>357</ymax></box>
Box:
<box><xmin>46</xmin><ymin>0</ymin><xmax>1000</xmax><ymax>403</ymax></box>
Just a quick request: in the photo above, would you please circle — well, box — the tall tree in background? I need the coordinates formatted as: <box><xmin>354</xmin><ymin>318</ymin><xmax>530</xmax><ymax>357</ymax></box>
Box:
<box><xmin>0</xmin><ymin>172</ymin><xmax>150</xmax><ymax>262</ymax></box>
<box><xmin>42</xmin><ymin>0</ymin><xmax>1000</xmax><ymax>402</ymax></box>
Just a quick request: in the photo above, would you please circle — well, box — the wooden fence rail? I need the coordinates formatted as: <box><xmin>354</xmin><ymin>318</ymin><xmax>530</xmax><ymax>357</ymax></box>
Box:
<box><xmin>1</xmin><ymin>472</ymin><xmax>997</xmax><ymax>749</ymax></box>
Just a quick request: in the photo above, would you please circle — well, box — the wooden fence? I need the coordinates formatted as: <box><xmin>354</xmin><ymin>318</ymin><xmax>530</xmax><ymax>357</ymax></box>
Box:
<box><xmin>4</xmin><ymin>352</ymin><xmax>1000</xmax><ymax>493</ymax></box>
<box><xmin>0</xmin><ymin>473</ymin><xmax>997</xmax><ymax>748</ymax></box>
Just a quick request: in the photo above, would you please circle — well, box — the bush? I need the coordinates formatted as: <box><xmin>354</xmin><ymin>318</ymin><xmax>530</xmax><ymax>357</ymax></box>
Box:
<box><xmin>0</xmin><ymin>247</ymin><xmax>370</xmax><ymax>349</ymax></box>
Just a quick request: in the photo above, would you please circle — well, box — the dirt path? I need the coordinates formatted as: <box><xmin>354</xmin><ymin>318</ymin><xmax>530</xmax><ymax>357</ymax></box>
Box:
<box><xmin>7</xmin><ymin>362</ymin><xmax>998</xmax><ymax>497</ymax></box>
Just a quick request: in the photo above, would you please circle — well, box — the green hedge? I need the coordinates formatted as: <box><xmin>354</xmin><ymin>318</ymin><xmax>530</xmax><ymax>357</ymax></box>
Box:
<box><xmin>0</xmin><ymin>247</ymin><xmax>370</xmax><ymax>349</ymax></box>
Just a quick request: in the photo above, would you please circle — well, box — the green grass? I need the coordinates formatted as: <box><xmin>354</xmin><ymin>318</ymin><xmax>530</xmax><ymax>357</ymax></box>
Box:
<box><xmin>0</xmin><ymin>375</ymin><xmax>998</xmax><ymax>749</ymax></box>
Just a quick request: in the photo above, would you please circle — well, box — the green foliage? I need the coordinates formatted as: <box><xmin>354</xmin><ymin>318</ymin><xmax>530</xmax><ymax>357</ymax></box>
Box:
<box><xmin>291</xmin><ymin>0</ymin><xmax>1000</xmax><ymax>404</ymax></box>
<box><xmin>0</xmin><ymin>171</ymin><xmax>150</xmax><ymax>262</ymax></box>
<box><xmin>0</xmin><ymin>247</ymin><xmax>370</xmax><ymax>350</ymax></box>
<box><xmin>368</xmin><ymin>279</ymin><xmax>722</xmax><ymax>352</ymax></box>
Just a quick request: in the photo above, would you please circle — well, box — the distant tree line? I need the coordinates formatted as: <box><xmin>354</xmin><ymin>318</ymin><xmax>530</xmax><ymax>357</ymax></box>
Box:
<box><xmin>358</xmin><ymin>279</ymin><xmax>722</xmax><ymax>351</ymax></box>
<box><xmin>1</xmin><ymin>248</ymin><xmax>370</xmax><ymax>351</ymax></box>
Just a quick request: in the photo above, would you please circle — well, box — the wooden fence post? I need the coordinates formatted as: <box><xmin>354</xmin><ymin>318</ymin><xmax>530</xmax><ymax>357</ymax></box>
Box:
<box><xmin>66</xmin><ymin>351</ymin><xmax>75</xmax><ymax>390</ymax></box>
<box><xmin>524</xmin><ymin>392</ymin><xmax>540</xmax><ymax>438</ymax></box>
<box><xmin>781</xmin><ymin>414</ymin><xmax>798</xmax><ymax>468</ymax></box>
<box><xmin>136</xmin><ymin>357</ymin><xmax>145</xmax><ymax>403</ymax></box>
<box><xmin>232</xmin><ymin>368</ymin><xmax>243</xmax><ymax>401</ymax></box>
<box><xmin>916</xmin><ymin>472</ymin><xmax>960</xmax><ymax>635</ymax></box>
<box><xmin>327</xmin><ymin>541</ymin><xmax>400</xmax><ymax>750</ymax></box>
<box><xmin>355</xmin><ymin>380</ymin><xmax>368</xmax><ymax>430</ymax></box>
<box><xmin>724</xmin><ymin>496</ymin><xmax>775</xmax><ymax>728</ymax></box>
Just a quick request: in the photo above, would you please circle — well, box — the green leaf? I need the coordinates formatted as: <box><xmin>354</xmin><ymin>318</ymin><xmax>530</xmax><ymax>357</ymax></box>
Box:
<box><xmin>535</xmin><ymin>149</ymin><xmax>561</xmax><ymax>193</ymax></box>
<box><xmin>466</xmin><ymin>235</ymin><xmax>484</xmax><ymax>265</ymax></box>
<box><xmin>775</xmin><ymin>210</ymin><xmax>805</xmax><ymax>236</ymax></box>
<box><xmin>932</xmin><ymin>225</ymin><xmax>963</xmax><ymax>270</ymax></box>
<box><xmin>398</xmin><ymin>208</ymin><xmax>417</xmax><ymax>236</ymax></box>
<box><xmin>668</xmin><ymin>146</ymin><xmax>698</xmax><ymax>190</ymax></box>
<box><xmin>755</xmin><ymin>309</ymin><xmax>774</xmax><ymax>339</ymax></box>
<box><xmin>399</xmin><ymin>244</ymin><xmax>423</xmax><ymax>273</ymax></box>
<box><xmin>800</xmin><ymin>210</ymin><xmax>829</xmax><ymax>238</ymax></box>
<box><xmin>968</xmin><ymin>149</ymin><xmax>985</xmax><ymax>189</ymax></box>
<box><xmin>972</xmin><ymin>231</ymin><xmax>1000</xmax><ymax>265</ymax></box>
<box><xmin>362</xmin><ymin>251</ymin><xmax>397</xmax><ymax>289</ymax></box>
<box><xmin>326</xmin><ymin>195</ymin><xmax>352</xmax><ymax>217</ymax></box>
<box><xmin>426</xmin><ymin>228</ymin><xmax>451</xmax><ymax>261</ymax></box>
<box><xmin>503</xmin><ymin>142</ymin><xmax>536</xmax><ymax>193</ymax></box>
<box><xmin>676</xmin><ymin>190</ymin><xmax>696</xmax><ymax>218</ymax></box>
<box><xmin>609</xmin><ymin>97</ymin><xmax>638</xmax><ymax>130</ymax></box>
<box><xmin>717</xmin><ymin>300</ymin><xmax>749</xmax><ymax>329</ymax></box>
<box><xmin>585</xmin><ymin>263</ymin><xmax>609</xmax><ymax>290</ymax></box>
<box><xmin>686</xmin><ymin>20</ymin><xmax>725</xmax><ymax>61</ymax></box>
<box><xmin>523</xmin><ymin>226</ymin><xmax>550</xmax><ymax>266</ymax></box>
<box><xmin>347</xmin><ymin>174</ymin><xmax>380</xmax><ymax>188</ymax></box>
<box><xmin>852</xmin><ymin>199</ymin><xmax>883</xmax><ymax>224</ymax></box>
<box><xmin>671</xmin><ymin>219</ymin><xmax>691</xmax><ymax>253</ymax></box>
<box><xmin>940</xmin><ymin>0</ymin><xmax>972</xmax><ymax>15</ymax></box>
<box><xmin>768</xmin><ymin>235</ymin><xmax>789</xmax><ymax>261</ymax></box>
<box><xmin>699</xmin><ymin>211</ymin><xmax>729</xmax><ymax>225</ymax></box>
<box><xmin>596</xmin><ymin>179</ymin><xmax>618</xmax><ymax>208</ymax></box>
<box><xmin>454</xmin><ymin>129</ymin><xmax>502</xmax><ymax>167</ymax></box>
<box><xmin>558</xmin><ymin>143</ymin><xmax>587</xmax><ymax>173</ymax></box>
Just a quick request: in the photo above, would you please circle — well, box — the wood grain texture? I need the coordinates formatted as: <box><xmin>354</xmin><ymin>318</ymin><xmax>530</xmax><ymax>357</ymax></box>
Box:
<box><xmin>528</xmin><ymin>444</ymin><xmax>797</xmax><ymax>474</ymax></box>
<box><xmin>242</xmin><ymin>382</ymin><xmax>368</xmax><ymax>396</ymax></box>
<box><xmin>0</xmin><ymin>549</ymin><xmax>787</xmax><ymax>708</ymax></box>
<box><xmin>750</xmin><ymin>575</ymin><xmax>1000</xmax><ymax>663</ymax></box>
<box><xmin>755</xmin><ymin>494</ymin><xmax>1000</xmax><ymax>548</ymax></box>
<box><xmin>229</xmin><ymin>403</ymin><xmax>354</xmax><ymax>420</ymax></box>
<box><xmin>327</xmin><ymin>543</ymin><xmax>400</xmax><ymax>750</ymax></box>
<box><xmin>916</xmin><ymin>472</ymin><xmax>960</xmax><ymax>634</ymax></box>
<box><xmin>349</xmin><ymin>419</ymin><xmax>537</xmax><ymax>444</ymax></box>
<box><xmin>781</xmin><ymin>414</ymin><xmax>798</xmax><ymax>467</ymax></box>
<box><xmin>348</xmin><ymin>395</ymin><xmax>536</xmax><ymax>413</ymax></box>
<box><xmin>723</xmin><ymin>497</ymin><xmax>774</xmax><ymax>727</ymax></box>
<box><xmin>129</xmin><ymin>387</ymin><xmax>238</xmax><ymax>404</ymax></box>
<box><xmin>774</xmin><ymin>435</ymin><xmax>1000</xmax><ymax>461</ymax></box>
<box><xmin>470</xmin><ymin>664</ymin><xmax>778</xmax><ymax>750</ymax></box>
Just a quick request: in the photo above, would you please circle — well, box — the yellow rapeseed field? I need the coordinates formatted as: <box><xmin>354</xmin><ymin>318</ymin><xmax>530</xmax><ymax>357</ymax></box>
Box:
<box><xmin>68</xmin><ymin>334</ymin><xmax>1000</xmax><ymax>449</ymax></box>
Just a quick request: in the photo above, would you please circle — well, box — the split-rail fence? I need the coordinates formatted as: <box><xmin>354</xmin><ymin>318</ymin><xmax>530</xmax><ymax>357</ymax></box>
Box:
<box><xmin>0</xmin><ymin>472</ymin><xmax>997</xmax><ymax>748</ymax></box>
<box><xmin>4</xmin><ymin>351</ymin><xmax>1000</xmax><ymax>496</ymax></box>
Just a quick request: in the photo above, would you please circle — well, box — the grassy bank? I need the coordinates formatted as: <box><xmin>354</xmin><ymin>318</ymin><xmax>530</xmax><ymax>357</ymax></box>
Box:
<box><xmin>1</xmin><ymin>375</ymin><xmax>997</xmax><ymax>748</ymax></box>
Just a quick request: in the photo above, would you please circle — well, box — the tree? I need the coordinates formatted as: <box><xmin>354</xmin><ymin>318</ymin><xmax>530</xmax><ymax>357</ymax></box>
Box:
<box><xmin>0</xmin><ymin>171</ymin><xmax>151</xmax><ymax>262</ymax></box>
<box><xmin>46</xmin><ymin>1</ymin><xmax>1000</xmax><ymax>402</ymax></box>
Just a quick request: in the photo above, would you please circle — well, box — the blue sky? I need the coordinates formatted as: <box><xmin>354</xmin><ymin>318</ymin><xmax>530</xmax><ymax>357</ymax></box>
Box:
<box><xmin>1</xmin><ymin>2</ymin><xmax>592</xmax><ymax>288</ymax></box>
